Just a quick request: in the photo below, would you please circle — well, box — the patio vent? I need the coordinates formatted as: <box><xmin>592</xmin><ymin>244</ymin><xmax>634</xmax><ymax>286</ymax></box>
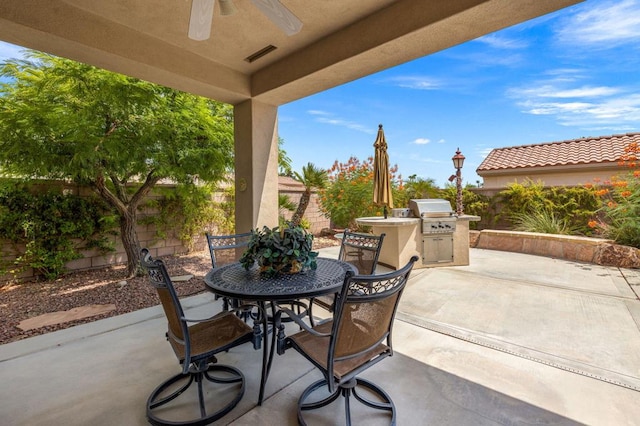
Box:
<box><xmin>245</xmin><ymin>45</ymin><xmax>277</xmax><ymax>63</ymax></box>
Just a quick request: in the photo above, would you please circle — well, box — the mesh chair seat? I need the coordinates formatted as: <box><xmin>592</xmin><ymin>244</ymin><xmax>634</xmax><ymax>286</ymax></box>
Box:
<box><xmin>288</xmin><ymin>321</ymin><xmax>390</xmax><ymax>380</ymax></box>
<box><xmin>167</xmin><ymin>311</ymin><xmax>253</xmax><ymax>362</ymax></box>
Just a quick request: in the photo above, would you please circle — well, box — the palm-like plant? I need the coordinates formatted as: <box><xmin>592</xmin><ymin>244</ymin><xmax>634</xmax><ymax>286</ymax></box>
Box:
<box><xmin>291</xmin><ymin>163</ymin><xmax>328</xmax><ymax>227</ymax></box>
<box><xmin>405</xmin><ymin>175</ymin><xmax>440</xmax><ymax>199</ymax></box>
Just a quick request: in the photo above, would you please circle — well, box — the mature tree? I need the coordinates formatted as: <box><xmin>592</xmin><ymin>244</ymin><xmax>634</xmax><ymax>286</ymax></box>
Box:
<box><xmin>0</xmin><ymin>51</ymin><xmax>234</xmax><ymax>277</ymax></box>
<box><xmin>291</xmin><ymin>163</ymin><xmax>328</xmax><ymax>227</ymax></box>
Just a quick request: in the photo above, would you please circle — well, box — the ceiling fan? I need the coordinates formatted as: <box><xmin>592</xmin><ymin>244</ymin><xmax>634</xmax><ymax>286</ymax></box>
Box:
<box><xmin>188</xmin><ymin>0</ymin><xmax>303</xmax><ymax>41</ymax></box>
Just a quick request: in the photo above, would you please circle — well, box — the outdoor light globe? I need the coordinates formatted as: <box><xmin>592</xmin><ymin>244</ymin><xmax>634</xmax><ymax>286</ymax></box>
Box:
<box><xmin>452</xmin><ymin>148</ymin><xmax>465</xmax><ymax>170</ymax></box>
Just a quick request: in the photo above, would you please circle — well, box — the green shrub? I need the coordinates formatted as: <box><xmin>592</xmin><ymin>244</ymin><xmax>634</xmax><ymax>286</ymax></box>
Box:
<box><xmin>0</xmin><ymin>180</ymin><xmax>116</xmax><ymax>280</ymax></box>
<box><xmin>497</xmin><ymin>179</ymin><xmax>550</xmax><ymax>220</ymax></box>
<box><xmin>498</xmin><ymin>180</ymin><xmax>598</xmax><ymax>235</ymax></box>
<box><xmin>440</xmin><ymin>184</ymin><xmax>491</xmax><ymax>229</ymax></box>
<box><xmin>589</xmin><ymin>173</ymin><xmax>640</xmax><ymax>248</ymax></box>
<box><xmin>141</xmin><ymin>183</ymin><xmax>234</xmax><ymax>251</ymax></box>
<box><xmin>511</xmin><ymin>210</ymin><xmax>577</xmax><ymax>235</ymax></box>
<box><xmin>320</xmin><ymin>157</ymin><xmax>401</xmax><ymax>229</ymax></box>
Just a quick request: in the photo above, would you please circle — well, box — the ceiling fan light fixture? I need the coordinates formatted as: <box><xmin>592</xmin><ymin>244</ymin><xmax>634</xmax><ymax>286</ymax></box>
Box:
<box><xmin>188</xmin><ymin>0</ymin><xmax>214</xmax><ymax>41</ymax></box>
<box><xmin>219</xmin><ymin>0</ymin><xmax>237</xmax><ymax>16</ymax></box>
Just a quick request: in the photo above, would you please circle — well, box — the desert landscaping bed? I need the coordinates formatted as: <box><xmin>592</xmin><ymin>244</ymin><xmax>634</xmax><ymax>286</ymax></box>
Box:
<box><xmin>0</xmin><ymin>236</ymin><xmax>341</xmax><ymax>345</ymax></box>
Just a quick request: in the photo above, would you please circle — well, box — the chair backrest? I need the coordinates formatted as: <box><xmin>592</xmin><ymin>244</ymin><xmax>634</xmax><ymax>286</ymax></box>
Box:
<box><xmin>205</xmin><ymin>232</ymin><xmax>252</xmax><ymax>269</ymax></box>
<box><xmin>338</xmin><ymin>230</ymin><xmax>386</xmax><ymax>275</ymax></box>
<box><xmin>330</xmin><ymin>256</ymin><xmax>418</xmax><ymax>364</ymax></box>
<box><xmin>140</xmin><ymin>249</ymin><xmax>189</xmax><ymax>347</ymax></box>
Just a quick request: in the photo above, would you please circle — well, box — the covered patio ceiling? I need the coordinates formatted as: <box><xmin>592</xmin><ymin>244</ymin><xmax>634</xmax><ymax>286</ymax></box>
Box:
<box><xmin>0</xmin><ymin>0</ymin><xmax>582</xmax><ymax>107</ymax></box>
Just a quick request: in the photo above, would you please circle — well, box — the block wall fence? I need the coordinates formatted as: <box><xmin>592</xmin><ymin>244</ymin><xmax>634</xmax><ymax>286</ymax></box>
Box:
<box><xmin>1</xmin><ymin>181</ymin><xmax>330</xmax><ymax>282</ymax></box>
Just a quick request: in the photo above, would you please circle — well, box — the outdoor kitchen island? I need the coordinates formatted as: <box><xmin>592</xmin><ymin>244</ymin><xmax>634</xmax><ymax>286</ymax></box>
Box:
<box><xmin>356</xmin><ymin>199</ymin><xmax>479</xmax><ymax>270</ymax></box>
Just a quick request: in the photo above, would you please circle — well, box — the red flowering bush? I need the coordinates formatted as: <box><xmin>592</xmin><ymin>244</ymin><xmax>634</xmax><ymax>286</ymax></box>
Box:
<box><xmin>587</xmin><ymin>142</ymin><xmax>640</xmax><ymax>248</ymax></box>
<box><xmin>318</xmin><ymin>156</ymin><xmax>400</xmax><ymax>229</ymax></box>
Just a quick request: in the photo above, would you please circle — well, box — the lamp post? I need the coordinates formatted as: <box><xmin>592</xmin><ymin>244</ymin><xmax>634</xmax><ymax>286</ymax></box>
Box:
<box><xmin>452</xmin><ymin>148</ymin><xmax>465</xmax><ymax>216</ymax></box>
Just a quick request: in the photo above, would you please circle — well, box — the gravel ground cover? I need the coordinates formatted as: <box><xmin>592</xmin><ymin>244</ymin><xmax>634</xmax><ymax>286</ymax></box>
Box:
<box><xmin>0</xmin><ymin>236</ymin><xmax>340</xmax><ymax>345</ymax></box>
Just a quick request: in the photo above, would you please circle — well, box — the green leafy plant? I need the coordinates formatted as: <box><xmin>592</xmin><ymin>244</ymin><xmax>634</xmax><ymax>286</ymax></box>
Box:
<box><xmin>440</xmin><ymin>184</ymin><xmax>492</xmax><ymax>229</ymax></box>
<box><xmin>0</xmin><ymin>181</ymin><xmax>116</xmax><ymax>280</ymax></box>
<box><xmin>239</xmin><ymin>222</ymin><xmax>318</xmax><ymax>277</ymax></box>
<box><xmin>587</xmin><ymin>142</ymin><xmax>640</xmax><ymax>248</ymax></box>
<box><xmin>319</xmin><ymin>156</ymin><xmax>400</xmax><ymax>229</ymax></box>
<box><xmin>498</xmin><ymin>179</ymin><xmax>599</xmax><ymax>235</ymax></box>
<box><xmin>0</xmin><ymin>51</ymin><xmax>234</xmax><ymax>277</ymax></box>
<box><xmin>511</xmin><ymin>210</ymin><xmax>577</xmax><ymax>235</ymax></box>
<box><xmin>141</xmin><ymin>183</ymin><xmax>234</xmax><ymax>251</ymax></box>
<box><xmin>497</xmin><ymin>179</ymin><xmax>550</xmax><ymax>220</ymax></box>
<box><xmin>291</xmin><ymin>163</ymin><xmax>328</xmax><ymax>227</ymax></box>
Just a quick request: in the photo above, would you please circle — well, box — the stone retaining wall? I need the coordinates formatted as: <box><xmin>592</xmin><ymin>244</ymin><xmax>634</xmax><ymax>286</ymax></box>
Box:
<box><xmin>471</xmin><ymin>229</ymin><xmax>640</xmax><ymax>269</ymax></box>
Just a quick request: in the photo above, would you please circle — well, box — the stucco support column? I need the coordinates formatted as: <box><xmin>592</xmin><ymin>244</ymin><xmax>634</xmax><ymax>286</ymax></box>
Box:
<box><xmin>233</xmin><ymin>99</ymin><xmax>279</xmax><ymax>232</ymax></box>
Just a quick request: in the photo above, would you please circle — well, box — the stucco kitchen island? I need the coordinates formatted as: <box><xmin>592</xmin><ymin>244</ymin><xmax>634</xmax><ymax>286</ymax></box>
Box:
<box><xmin>356</xmin><ymin>215</ymin><xmax>479</xmax><ymax>270</ymax></box>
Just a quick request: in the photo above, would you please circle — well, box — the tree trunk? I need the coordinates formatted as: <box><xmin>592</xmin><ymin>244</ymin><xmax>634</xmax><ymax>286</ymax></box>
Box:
<box><xmin>120</xmin><ymin>207</ymin><xmax>141</xmax><ymax>278</ymax></box>
<box><xmin>90</xmin><ymin>171</ymin><xmax>159</xmax><ymax>278</ymax></box>
<box><xmin>291</xmin><ymin>189</ymin><xmax>311</xmax><ymax>227</ymax></box>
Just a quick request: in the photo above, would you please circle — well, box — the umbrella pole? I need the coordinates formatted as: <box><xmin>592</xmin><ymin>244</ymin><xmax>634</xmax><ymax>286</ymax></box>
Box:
<box><xmin>383</xmin><ymin>206</ymin><xmax>388</xmax><ymax>219</ymax></box>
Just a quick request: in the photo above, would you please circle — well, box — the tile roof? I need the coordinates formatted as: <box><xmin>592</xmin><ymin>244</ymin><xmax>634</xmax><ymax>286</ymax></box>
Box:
<box><xmin>476</xmin><ymin>132</ymin><xmax>640</xmax><ymax>172</ymax></box>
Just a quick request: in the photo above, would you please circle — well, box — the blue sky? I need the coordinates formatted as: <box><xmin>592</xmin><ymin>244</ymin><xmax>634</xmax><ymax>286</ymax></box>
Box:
<box><xmin>277</xmin><ymin>0</ymin><xmax>640</xmax><ymax>186</ymax></box>
<box><xmin>1</xmin><ymin>0</ymin><xmax>639</xmax><ymax>186</ymax></box>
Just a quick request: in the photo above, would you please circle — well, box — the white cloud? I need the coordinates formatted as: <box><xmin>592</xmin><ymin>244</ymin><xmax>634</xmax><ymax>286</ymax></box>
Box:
<box><xmin>413</xmin><ymin>138</ymin><xmax>430</xmax><ymax>145</ymax></box>
<box><xmin>477</xmin><ymin>147</ymin><xmax>494</xmax><ymax>158</ymax></box>
<box><xmin>511</xmin><ymin>84</ymin><xmax>620</xmax><ymax>99</ymax></box>
<box><xmin>308</xmin><ymin>111</ymin><xmax>375</xmax><ymax>134</ymax></box>
<box><xmin>516</xmin><ymin>93</ymin><xmax>640</xmax><ymax>127</ymax></box>
<box><xmin>387</xmin><ymin>76</ymin><xmax>442</xmax><ymax>90</ymax></box>
<box><xmin>508</xmin><ymin>66</ymin><xmax>640</xmax><ymax>129</ymax></box>
<box><xmin>557</xmin><ymin>0</ymin><xmax>640</xmax><ymax>48</ymax></box>
<box><xmin>436</xmin><ymin>139</ymin><xmax>446</xmax><ymax>144</ymax></box>
<box><xmin>307</xmin><ymin>110</ymin><xmax>331</xmax><ymax>116</ymax></box>
<box><xmin>475</xmin><ymin>34</ymin><xmax>529</xmax><ymax>50</ymax></box>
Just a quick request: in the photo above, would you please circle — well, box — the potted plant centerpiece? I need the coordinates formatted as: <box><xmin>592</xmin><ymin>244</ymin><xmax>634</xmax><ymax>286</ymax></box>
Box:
<box><xmin>239</xmin><ymin>222</ymin><xmax>318</xmax><ymax>277</ymax></box>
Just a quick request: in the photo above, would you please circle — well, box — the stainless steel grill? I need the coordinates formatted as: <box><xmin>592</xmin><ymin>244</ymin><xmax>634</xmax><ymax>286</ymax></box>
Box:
<box><xmin>409</xmin><ymin>199</ymin><xmax>457</xmax><ymax>233</ymax></box>
<box><xmin>409</xmin><ymin>199</ymin><xmax>456</xmax><ymax>264</ymax></box>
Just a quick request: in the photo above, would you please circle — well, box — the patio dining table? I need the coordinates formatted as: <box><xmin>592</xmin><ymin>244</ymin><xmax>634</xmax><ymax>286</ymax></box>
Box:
<box><xmin>204</xmin><ymin>257</ymin><xmax>356</xmax><ymax>405</ymax></box>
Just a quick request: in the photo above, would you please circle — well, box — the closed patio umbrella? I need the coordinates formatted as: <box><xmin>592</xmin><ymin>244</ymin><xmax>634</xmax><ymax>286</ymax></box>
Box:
<box><xmin>373</xmin><ymin>124</ymin><xmax>393</xmax><ymax>218</ymax></box>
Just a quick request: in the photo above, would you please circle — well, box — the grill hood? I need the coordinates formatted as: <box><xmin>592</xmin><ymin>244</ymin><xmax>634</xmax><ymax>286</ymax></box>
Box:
<box><xmin>409</xmin><ymin>199</ymin><xmax>454</xmax><ymax>218</ymax></box>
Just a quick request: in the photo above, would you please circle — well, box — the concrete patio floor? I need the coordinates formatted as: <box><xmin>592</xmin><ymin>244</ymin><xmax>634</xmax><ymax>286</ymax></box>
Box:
<box><xmin>2</xmin><ymin>248</ymin><xmax>640</xmax><ymax>425</ymax></box>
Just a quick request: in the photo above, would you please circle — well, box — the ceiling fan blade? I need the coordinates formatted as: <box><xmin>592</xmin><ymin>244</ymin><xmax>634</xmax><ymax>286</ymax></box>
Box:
<box><xmin>218</xmin><ymin>0</ymin><xmax>237</xmax><ymax>16</ymax></box>
<box><xmin>251</xmin><ymin>0</ymin><xmax>302</xmax><ymax>36</ymax></box>
<box><xmin>188</xmin><ymin>0</ymin><xmax>215</xmax><ymax>41</ymax></box>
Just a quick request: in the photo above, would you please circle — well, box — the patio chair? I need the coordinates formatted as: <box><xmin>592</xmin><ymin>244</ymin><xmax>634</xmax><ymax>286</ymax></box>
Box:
<box><xmin>141</xmin><ymin>248</ymin><xmax>262</xmax><ymax>426</ymax></box>
<box><xmin>310</xmin><ymin>230</ymin><xmax>386</xmax><ymax>315</ymax></box>
<box><xmin>205</xmin><ymin>231</ymin><xmax>252</xmax><ymax>312</ymax></box>
<box><xmin>282</xmin><ymin>255</ymin><xmax>419</xmax><ymax>425</ymax></box>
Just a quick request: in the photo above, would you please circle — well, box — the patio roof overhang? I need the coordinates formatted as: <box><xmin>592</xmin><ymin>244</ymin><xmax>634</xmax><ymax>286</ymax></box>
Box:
<box><xmin>0</xmin><ymin>0</ymin><xmax>582</xmax><ymax>107</ymax></box>
<box><xmin>0</xmin><ymin>0</ymin><xmax>584</xmax><ymax>230</ymax></box>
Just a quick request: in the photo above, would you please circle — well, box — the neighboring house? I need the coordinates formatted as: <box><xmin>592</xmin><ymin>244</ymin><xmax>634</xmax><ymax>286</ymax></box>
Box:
<box><xmin>476</xmin><ymin>132</ymin><xmax>639</xmax><ymax>193</ymax></box>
